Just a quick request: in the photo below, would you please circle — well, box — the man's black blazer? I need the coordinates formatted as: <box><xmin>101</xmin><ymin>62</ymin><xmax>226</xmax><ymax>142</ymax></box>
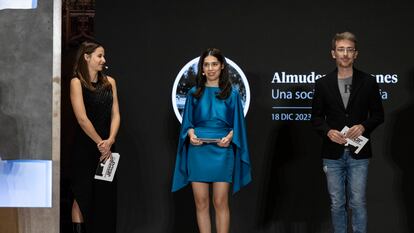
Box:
<box><xmin>311</xmin><ymin>68</ymin><xmax>384</xmax><ymax>159</ymax></box>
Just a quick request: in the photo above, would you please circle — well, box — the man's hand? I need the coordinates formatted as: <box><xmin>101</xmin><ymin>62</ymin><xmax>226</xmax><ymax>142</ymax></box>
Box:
<box><xmin>345</xmin><ymin>124</ymin><xmax>365</xmax><ymax>140</ymax></box>
<box><xmin>327</xmin><ymin>129</ymin><xmax>347</xmax><ymax>145</ymax></box>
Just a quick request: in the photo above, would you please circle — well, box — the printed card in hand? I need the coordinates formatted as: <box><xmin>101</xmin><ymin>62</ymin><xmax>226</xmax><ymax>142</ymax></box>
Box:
<box><xmin>94</xmin><ymin>153</ymin><xmax>120</xmax><ymax>182</ymax></box>
<box><xmin>340</xmin><ymin>126</ymin><xmax>369</xmax><ymax>154</ymax></box>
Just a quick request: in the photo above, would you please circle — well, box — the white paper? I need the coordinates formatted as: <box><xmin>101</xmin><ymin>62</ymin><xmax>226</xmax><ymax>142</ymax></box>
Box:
<box><xmin>94</xmin><ymin>153</ymin><xmax>120</xmax><ymax>182</ymax></box>
<box><xmin>340</xmin><ymin>126</ymin><xmax>369</xmax><ymax>154</ymax></box>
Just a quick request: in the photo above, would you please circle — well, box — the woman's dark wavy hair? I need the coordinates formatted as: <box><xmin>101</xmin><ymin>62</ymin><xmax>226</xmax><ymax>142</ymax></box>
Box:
<box><xmin>72</xmin><ymin>41</ymin><xmax>111</xmax><ymax>91</ymax></box>
<box><xmin>192</xmin><ymin>48</ymin><xmax>232</xmax><ymax>99</ymax></box>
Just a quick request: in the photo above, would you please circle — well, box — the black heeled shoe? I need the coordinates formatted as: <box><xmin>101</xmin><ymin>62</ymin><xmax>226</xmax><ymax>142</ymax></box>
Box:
<box><xmin>72</xmin><ymin>223</ymin><xmax>86</xmax><ymax>233</ymax></box>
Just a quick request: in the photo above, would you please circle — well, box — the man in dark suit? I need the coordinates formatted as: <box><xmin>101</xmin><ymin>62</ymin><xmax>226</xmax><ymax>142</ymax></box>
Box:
<box><xmin>311</xmin><ymin>32</ymin><xmax>384</xmax><ymax>233</ymax></box>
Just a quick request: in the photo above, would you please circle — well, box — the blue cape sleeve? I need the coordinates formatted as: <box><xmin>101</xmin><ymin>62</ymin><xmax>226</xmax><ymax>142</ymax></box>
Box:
<box><xmin>231</xmin><ymin>91</ymin><xmax>252</xmax><ymax>194</ymax></box>
<box><xmin>171</xmin><ymin>90</ymin><xmax>194</xmax><ymax>192</ymax></box>
<box><xmin>172</xmin><ymin>89</ymin><xmax>252</xmax><ymax>193</ymax></box>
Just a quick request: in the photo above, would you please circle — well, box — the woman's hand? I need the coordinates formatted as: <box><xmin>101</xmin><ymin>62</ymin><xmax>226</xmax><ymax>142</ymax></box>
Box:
<box><xmin>188</xmin><ymin>129</ymin><xmax>202</xmax><ymax>146</ymax></box>
<box><xmin>217</xmin><ymin>131</ymin><xmax>233</xmax><ymax>147</ymax></box>
<box><xmin>99</xmin><ymin>150</ymin><xmax>112</xmax><ymax>162</ymax></box>
<box><xmin>97</xmin><ymin>138</ymin><xmax>114</xmax><ymax>155</ymax></box>
<box><xmin>189</xmin><ymin>135</ymin><xmax>202</xmax><ymax>146</ymax></box>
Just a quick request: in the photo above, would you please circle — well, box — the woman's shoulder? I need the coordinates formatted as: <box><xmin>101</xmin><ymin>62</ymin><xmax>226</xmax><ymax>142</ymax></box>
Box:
<box><xmin>106</xmin><ymin>75</ymin><xmax>116</xmax><ymax>84</ymax></box>
<box><xmin>71</xmin><ymin>77</ymin><xmax>82</xmax><ymax>86</ymax></box>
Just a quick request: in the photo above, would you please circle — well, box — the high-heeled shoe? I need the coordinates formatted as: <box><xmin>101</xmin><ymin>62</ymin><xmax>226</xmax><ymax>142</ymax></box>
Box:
<box><xmin>72</xmin><ymin>222</ymin><xmax>86</xmax><ymax>233</ymax></box>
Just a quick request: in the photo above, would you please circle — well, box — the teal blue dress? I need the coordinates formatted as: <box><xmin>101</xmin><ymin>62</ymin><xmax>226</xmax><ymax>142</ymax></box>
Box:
<box><xmin>172</xmin><ymin>86</ymin><xmax>251</xmax><ymax>193</ymax></box>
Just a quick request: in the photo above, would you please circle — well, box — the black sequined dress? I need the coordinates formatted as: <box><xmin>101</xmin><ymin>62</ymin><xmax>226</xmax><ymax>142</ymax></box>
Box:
<box><xmin>70</xmin><ymin>78</ymin><xmax>117</xmax><ymax>233</ymax></box>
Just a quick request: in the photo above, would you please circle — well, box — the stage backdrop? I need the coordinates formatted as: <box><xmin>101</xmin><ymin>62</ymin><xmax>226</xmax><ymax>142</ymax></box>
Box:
<box><xmin>93</xmin><ymin>1</ymin><xmax>413</xmax><ymax>233</ymax></box>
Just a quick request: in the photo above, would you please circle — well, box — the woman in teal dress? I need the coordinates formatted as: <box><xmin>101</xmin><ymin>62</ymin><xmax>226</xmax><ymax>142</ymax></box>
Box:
<box><xmin>172</xmin><ymin>48</ymin><xmax>251</xmax><ymax>233</ymax></box>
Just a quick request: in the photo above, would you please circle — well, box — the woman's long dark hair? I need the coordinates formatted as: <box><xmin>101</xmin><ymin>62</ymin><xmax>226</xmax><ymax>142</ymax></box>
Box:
<box><xmin>193</xmin><ymin>48</ymin><xmax>232</xmax><ymax>99</ymax></box>
<box><xmin>72</xmin><ymin>41</ymin><xmax>111</xmax><ymax>91</ymax></box>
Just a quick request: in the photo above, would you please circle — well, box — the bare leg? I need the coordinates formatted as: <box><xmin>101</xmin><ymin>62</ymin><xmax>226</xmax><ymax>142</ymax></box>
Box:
<box><xmin>192</xmin><ymin>182</ymin><xmax>211</xmax><ymax>233</ymax></box>
<box><xmin>212</xmin><ymin>182</ymin><xmax>230</xmax><ymax>233</ymax></box>
<box><xmin>72</xmin><ymin>199</ymin><xmax>84</xmax><ymax>223</ymax></box>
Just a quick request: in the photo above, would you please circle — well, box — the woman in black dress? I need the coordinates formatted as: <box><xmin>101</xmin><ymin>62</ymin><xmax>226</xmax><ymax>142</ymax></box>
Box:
<box><xmin>70</xmin><ymin>41</ymin><xmax>120</xmax><ymax>233</ymax></box>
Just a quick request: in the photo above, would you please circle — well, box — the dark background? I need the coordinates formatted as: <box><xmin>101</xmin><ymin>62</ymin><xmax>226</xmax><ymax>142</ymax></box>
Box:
<box><xmin>62</xmin><ymin>1</ymin><xmax>414</xmax><ymax>233</ymax></box>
